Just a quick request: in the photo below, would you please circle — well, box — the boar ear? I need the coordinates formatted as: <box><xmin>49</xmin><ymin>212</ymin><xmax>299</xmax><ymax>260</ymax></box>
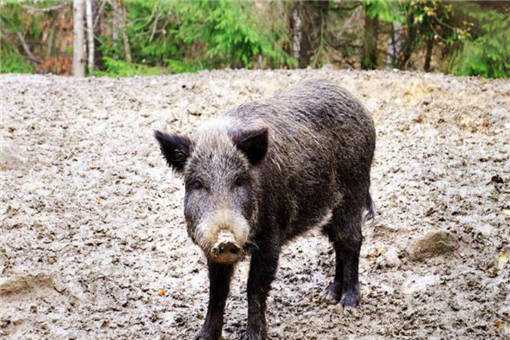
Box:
<box><xmin>231</xmin><ymin>127</ymin><xmax>268</xmax><ymax>166</ymax></box>
<box><xmin>154</xmin><ymin>130</ymin><xmax>192</xmax><ymax>172</ymax></box>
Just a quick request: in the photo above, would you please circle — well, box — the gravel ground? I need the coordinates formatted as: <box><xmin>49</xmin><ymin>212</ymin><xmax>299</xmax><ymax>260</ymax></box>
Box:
<box><xmin>0</xmin><ymin>69</ymin><xmax>509</xmax><ymax>339</ymax></box>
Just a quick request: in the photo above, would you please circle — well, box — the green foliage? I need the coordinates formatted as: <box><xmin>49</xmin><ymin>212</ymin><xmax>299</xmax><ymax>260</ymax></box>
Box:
<box><xmin>166</xmin><ymin>59</ymin><xmax>202</xmax><ymax>73</ymax></box>
<box><xmin>173</xmin><ymin>0</ymin><xmax>295</xmax><ymax>68</ymax></box>
<box><xmin>0</xmin><ymin>45</ymin><xmax>34</xmax><ymax>73</ymax></box>
<box><xmin>1</xmin><ymin>0</ymin><xmax>508</xmax><ymax>79</ymax></box>
<box><xmin>363</xmin><ymin>0</ymin><xmax>403</xmax><ymax>23</ymax></box>
<box><xmin>98</xmin><ymin>0</ymin><xmax>295</xmax><ymax>74</ymax></box>
<box><xmin>0</xmin><ymin>1</ymin><xmax>47</xmax><ymax>39</ymax></box>
<box><xmin>0</xmin><ymin>2</ymin><xmax>23</xmax><ymax>33</ymax></box>
<box><xmin>93</xmin><ymin>57</ymin><xmax>167</xmax><ymax>77</ymax></box>
<box><xmin>97</xmin><ymin>0</ymin><xmax>181</xmax><ymax>68</ymax></box>
<box><xmin>450</xmin><ymin>9</ymin><xmax>510</xmax><ymax>79</ymax></box>
<box><xmin>125</xmin><ymin>0</ymin><xmax>181</xmax><ymax>65</ymax></box>
<box><xmin>0</xmin><ymin>1</ymin><xmax>58</xmax><ymax>74</ymax></box>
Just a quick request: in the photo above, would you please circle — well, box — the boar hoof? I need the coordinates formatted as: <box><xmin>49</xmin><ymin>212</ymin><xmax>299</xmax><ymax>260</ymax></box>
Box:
<box><xmin>325</xmin><ymin>281</ymin><xmax>342</xmax><ymax>302</ymax></box>
<box><xmin>340</xmin><ymin>289</ymin><xmax>359</xmax><ymax>308</ymax></box>
<box><xmin>194</xmin><ymin>331</ymin><xmax>222</xmax><ymax>340</ymax></box>
<box><xmin>241</xmin><ymin>330</ymin><xmax>265</xmax><ymax>340</ymax></box>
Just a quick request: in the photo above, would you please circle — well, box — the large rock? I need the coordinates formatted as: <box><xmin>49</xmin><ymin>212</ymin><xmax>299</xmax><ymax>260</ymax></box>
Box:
<box><xmin>407</xmin><ymin>230</ymin><xmax>457</xmax><ymax>261</ymax></box>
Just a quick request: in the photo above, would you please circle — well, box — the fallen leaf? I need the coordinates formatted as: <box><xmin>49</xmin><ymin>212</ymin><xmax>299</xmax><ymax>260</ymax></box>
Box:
<box><xmin>496</xmin><ymin>247</ymin><xmax>509</xmax><ymax>271</ymax></box>
<box><xmin>495</xmin><ymin>319</ymin><xmax>510</xmax><ymax>337</ymax></box>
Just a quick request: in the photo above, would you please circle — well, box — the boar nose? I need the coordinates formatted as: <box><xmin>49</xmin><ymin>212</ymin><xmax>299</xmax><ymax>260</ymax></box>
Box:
<box><xmin>212</xmin><ymin>241</ymin><xmax>241</xmax><ymax>256</ymax></box>
<box><xmin>210</xmin><ymin>230</ymin><xmax>243</xmax><ymax>262</ymax></box>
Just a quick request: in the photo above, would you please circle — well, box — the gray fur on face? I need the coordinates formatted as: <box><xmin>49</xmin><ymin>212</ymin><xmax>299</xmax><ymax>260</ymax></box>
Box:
<box><xmin>180</xmin><ymin>123</ymin><xmax>259</xmax><ymax>257</ymax></box>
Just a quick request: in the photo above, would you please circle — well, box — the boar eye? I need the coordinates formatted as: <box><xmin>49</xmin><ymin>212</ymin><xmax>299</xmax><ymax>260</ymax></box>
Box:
<box><xmin>188</xmin><ymin>179</ymin><xmax>205</xmax><ymax>191</ymax></box>
<box><xmin>233</xmin><ymin>176</ymin><xmax>249</xmax><ymax>188</ymax></box>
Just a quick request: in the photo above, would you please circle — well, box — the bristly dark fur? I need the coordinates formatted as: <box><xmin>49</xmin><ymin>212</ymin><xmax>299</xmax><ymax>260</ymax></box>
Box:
<box><xmin>156</xmin><ymin>80</ymin><xmax>376</xmax><ymax>340</ymax></box>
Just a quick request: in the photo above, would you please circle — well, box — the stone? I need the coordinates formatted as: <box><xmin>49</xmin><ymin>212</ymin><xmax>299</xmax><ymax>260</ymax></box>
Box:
<box><xmin>407</xmin><ymin>230</ymin><xmax>457</xmax><ymax>261</ymax></box>
<box><xmin>380</xmin><ymin>247</ymin><xmax>401</xmax><ymax>268</ymax></box>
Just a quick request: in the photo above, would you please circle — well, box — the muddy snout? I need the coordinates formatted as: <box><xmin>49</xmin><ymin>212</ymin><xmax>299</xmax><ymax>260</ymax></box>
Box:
<box><xmin>210</xmin><ymin>230</ymin><xmax>244</xmax><ymax>263</ymax></box>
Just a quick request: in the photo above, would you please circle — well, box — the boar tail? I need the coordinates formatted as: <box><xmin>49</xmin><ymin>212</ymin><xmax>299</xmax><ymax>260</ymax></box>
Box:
<box><xmin>364</xmin><ymin>193</ymin><xmax>376</xmax><ymax>223</ymax></box>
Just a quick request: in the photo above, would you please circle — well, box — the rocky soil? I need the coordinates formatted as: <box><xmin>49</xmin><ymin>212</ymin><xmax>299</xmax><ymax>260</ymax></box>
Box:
<box><xmin>0</xmin><ymin>69</ymin><xmax>509</xmax><ymax>339</ymax></box>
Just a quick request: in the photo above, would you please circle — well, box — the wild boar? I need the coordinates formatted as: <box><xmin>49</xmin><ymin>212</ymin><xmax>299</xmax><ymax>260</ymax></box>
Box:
<box><xmin>155</xmin><ymin>79</ymin><xmax>376</xmax><ymax>339</ymax></box>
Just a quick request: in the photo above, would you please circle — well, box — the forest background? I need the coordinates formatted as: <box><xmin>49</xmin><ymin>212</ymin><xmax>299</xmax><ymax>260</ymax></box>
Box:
<box><xmin>0</xmin><ymin>0</ymin><xmax>509</xmax><ymax>79</ymax></box>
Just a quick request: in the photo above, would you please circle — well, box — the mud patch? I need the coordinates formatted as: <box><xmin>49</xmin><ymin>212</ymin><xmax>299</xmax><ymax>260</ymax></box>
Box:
<box><xmin>0</xmin><ymin>69</ymin><xmax>509</xmax><ymax>338</ymax></box>
<box><xmin>0</xmin><ymin>274</ymin><xmax>55</xmax><ymax>296</ymax></box>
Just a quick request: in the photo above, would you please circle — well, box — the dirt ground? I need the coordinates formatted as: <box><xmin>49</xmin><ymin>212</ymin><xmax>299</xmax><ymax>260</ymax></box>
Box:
<box><xmin>0</xmin><ymin>69</ymin><xmax>509</xmax><ymax>339</ymax></box>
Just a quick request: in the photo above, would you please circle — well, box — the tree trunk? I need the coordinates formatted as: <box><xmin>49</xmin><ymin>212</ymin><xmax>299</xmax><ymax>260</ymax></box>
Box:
<box><xmin>72</xmin><ymin>0</ymin><xmax>86</xmax><ymax>77</ymax></box>
<box><xmin>16</xmin><ymin>32</ymin><xmax>40</xmax><ymax>64</ymax></box>
<box><xmin>110</xmin><ymin>0</ymin><xmax>132</xmax><ymax>63</ymax></box>
<box><xmin>85</xmin><ymin>0</ymin><xmax>95</xmax><ymax>72</ymax></box>
<box><xmin>398</xmin><ymin>14</ymin><xmax>417</xmax><ymax>69</ymax></box>
<box><xmin>111</xmin><ymin>0</ymin><xmax>120</xmax><ymax>41</ymax></box>
<box><xmin>361</xmin><ymin>7</ymin><xmax>379</xmax><ymax>70</ymax></box>
<box><xmin>122</xmin><ymin>29</ymin><xmax>132</xmax><ymax>63</ymax></box>
<box><xmin>290</xmin><ymin>4</ymin><xmax>302</xmax><ymax>63</ymax></box>
<box><xmin>93</xmin><ymin>0</ymin><xmax>104</xmax><ymax>69</ymax></box>
<box><xmin>424</xmin><ymin>35</ymin><xmax>433</xmax><ymax>72</ymax></box>
<box><xmin>386</xmin><ymin>22</ymin><xmax>402</xmax><ymax>68</ymax></box>
<box><xmin>121</xmin><ymin>0</ymin><xmax>132</xmax><ymax>63</ymax></box>
<box><xmin>289</xmin><ymin>1</ymin><xmax>328</xmax><ymax>68</ymax></box>
<box><xmin>46</xmin><ymin>15</ymin><xmax>57</xmax><ymax>59</ymax></box>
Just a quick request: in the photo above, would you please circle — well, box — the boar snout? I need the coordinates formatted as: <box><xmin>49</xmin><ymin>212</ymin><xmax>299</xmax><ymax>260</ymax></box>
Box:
<box><xmin>194</xmin><ymin>209</ymin><xmax>250</xmax><ymax>263</ymax></box>
<box><xmin>210</xmin><ymin>230</ymin><xmax>243</xmax><ymax>263</ymax></box>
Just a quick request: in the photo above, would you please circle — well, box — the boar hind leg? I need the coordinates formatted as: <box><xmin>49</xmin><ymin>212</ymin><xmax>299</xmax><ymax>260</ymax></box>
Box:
<box><xmin>322</xmin><ymin>204</ymin><xmax>363</xmax><ymax>307</ymax></box>
<box><xmin>196</xmin><ymin>260</ymin><xmax>234</xmax><ymax>340</ymax></box>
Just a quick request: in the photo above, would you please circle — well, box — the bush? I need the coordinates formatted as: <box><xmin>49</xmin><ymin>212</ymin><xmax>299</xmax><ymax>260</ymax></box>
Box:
<box><xmin>166</xmin><ymin>59</ymin><xmax>203</xmax><ymax>74</ymax></box>
<box><xmin>98</xmin><ymin>0</ymin><xmax>295</xmax><ymax>73</ymax></box>
<box><xmin>92</xmin><ymin>57</ymin><xmax>167</xmax><ymax>77</ymax></box>
<box><xmin>174</xmin><ymin>0</ymin><xmax>295</xmax><ymax>68</ymax></box>
<box><xmin>0</xmin><ymin>46</ymin><xmax>34</xmax><ymax>73</ymax></box>
<box><xmin>450</xmin><ymin>9</ymin><xmax>510</xmax><ymax>78</ymax></box>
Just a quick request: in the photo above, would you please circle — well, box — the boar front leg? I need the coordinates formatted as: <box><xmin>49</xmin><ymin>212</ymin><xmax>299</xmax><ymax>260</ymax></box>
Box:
<box><xmin>196</xmin><ymin>259</ymin><xmax>234</xmax><ymax>340</ymax></box>
<box><xmin>244</xmin><ymin>242</ymin><xmax>280</xmax><ymax>340</ymax></box>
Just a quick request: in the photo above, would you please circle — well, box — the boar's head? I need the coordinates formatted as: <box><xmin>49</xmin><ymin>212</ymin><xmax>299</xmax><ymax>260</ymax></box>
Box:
<box><xmin>155</xmin><ymin>122</ymin><xmax>268</xmax><ymax>264</ymax></box>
